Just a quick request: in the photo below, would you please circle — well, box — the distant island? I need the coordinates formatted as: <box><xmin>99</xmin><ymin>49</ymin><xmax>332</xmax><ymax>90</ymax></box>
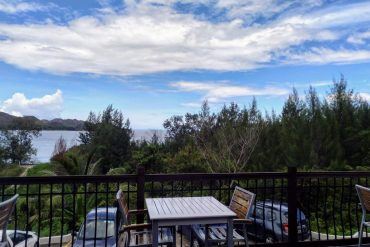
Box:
<box><xmin>0</xmin><ymin>111</ymin><xmax>85</xmax><ymax>130</ymax></box>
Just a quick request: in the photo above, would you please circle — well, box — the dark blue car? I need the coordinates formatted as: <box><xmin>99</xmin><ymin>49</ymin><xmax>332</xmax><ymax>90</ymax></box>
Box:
<box><xmin>246</xmin><ymin>201</ymin><xmax>310</xmax><ymax>243</ymax></box>
<box><xmin>73</xmin><ymin>207</ymin><xmax>120</xmax><ymax>247</ymax></box>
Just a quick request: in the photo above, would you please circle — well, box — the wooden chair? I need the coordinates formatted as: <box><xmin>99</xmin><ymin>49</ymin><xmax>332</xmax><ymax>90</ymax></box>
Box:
<box><xmin>192</xmin><ymin>186</ymin><xmax>255</xmax><ymax>246</ymax></box>
<box><xmin>116</xmin><ymin>190</ymin><xmax>174</xmax><ymax>247</ymax></box>
<box><xmin>0</xmin><ymin>194</ymin><xmax>19</xmax><ymax>247</ymax></box>
<box><xmin>356</xmin><ymin>185</ymin><xmax>370</xmax><ymax>247</ymax></box>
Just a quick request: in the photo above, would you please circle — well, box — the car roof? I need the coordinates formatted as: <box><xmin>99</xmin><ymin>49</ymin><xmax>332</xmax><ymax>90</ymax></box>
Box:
<box><xmin>86</xmin><ymin>207</ymin><xmax>117</xmax><ymax>220</ymax></box>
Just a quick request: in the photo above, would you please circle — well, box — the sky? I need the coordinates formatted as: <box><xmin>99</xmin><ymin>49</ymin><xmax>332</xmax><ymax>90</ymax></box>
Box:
<box><xmin>0</xmin><ymin>0</ymin><xmax>370</xmax><ymax>129</ymax></box>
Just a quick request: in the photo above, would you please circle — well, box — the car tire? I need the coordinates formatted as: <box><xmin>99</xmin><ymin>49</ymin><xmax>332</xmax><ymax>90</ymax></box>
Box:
<box><xmin>265</xmin><ymin>234</ymin><xmax>275</xmax><ymax>243</ymax></box>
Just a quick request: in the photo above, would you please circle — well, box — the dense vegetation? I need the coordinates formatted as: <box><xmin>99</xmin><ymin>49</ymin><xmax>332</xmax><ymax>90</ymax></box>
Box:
<box><xmin>1</xmin><ymin>76</ymin><xmax>370</xmax><ymax>174</ymax></box>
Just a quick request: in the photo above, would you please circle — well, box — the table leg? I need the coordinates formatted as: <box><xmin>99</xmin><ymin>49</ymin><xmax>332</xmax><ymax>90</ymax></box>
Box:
<box><xmin>227</xmin><ymin>218</ymin><xmax>233</xmax><ymax>247</ymax></box>
<box><xmin>172</xmin><ymin>226</ymin><xmax>176</xmax><ymax>246</ymax></box>
<box><xmin>152</xmin><ymin>220</ymin><xmax>159</xmax><ymax>247</ymax></box>
<box><xmin>205</xmin><ymin>224</ymin><xmax>209</xmax><ymax>247</ymax></box>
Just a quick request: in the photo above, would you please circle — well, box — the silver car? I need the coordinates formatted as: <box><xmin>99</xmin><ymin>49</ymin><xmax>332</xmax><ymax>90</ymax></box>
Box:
<box><xmin>1</xmin><ymin>230</ymin><xmax>38</xmax><ymax>247</ymax></box>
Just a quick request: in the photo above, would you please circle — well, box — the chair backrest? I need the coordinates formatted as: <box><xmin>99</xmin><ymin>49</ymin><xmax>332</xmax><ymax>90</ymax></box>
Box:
<box><xmin>116</xmin><ymin>190</ymin><xmax>129</xmax><ymax>225</ymax></box>
<box><xmin>0</xmin><ymin>194</ymin><xmax>19</xmax><ymax>242</ymax></box>
<box><xmin>356</xmin><ymin>184</ymin><xmax>370</xmax><ymax>212</ymax></box>
<box><xmin>229</xmin><ymin>186</ymin><xmax>255</xmax><ymax>219</ymax></box>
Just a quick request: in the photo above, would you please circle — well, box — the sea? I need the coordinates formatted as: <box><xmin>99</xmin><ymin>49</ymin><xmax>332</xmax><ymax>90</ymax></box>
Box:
<box><xmin>32</xmin><ymin>130</ymin><xmax>164</xmax><ymax>163</ymax></box>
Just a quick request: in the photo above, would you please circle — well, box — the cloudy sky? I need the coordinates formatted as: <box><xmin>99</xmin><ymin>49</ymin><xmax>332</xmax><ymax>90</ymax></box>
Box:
<box><xmin>0</xmin><ymin>0</ymin><xmax>370</xmax><ymax>128</ymax></box>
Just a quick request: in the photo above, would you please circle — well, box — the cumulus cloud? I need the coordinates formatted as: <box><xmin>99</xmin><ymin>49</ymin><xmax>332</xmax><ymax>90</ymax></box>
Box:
<box><xmin>0</xmin><ymin>1</ymin><xmax>367</xmax><ymax>75</ymax></box>
<box><xmin>0</xmin><ymin>1</ymin><xmax>46</xmax><ymax>14</ymax></box>
<box><xmin>171</xmin><ymin>81</ymin><xmax>289</xmax><ymax>105</ymax></box>
<box><xmin>359</xmin><ymin>93</ymin><xmax>370</xmax><ymax>101</ymax></box>
<box><xmin>0</xmin><ymin>90</ymin><xmax>63</xmax><ymax>119</ymax></box>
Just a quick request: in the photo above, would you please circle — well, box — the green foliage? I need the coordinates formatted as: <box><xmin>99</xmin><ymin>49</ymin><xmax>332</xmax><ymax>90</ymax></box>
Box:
<box><xmin>51</xmin><ymin>146</ymin><xmax>102</xmax><ymax>176</ymax></box>
<box><xmin>0</xmin><ymin>118</ymin><xmax>40</xmax><ymax>164</ymax></box>
<box><xmin>164</xmin><ymin>101</ymin><xmax>263</xmax><ymax>172</ymax></box>
<box><xmin>79</xmin><ymin>105</ymin><xmax>133</xmax><ymax>173</ymax></box>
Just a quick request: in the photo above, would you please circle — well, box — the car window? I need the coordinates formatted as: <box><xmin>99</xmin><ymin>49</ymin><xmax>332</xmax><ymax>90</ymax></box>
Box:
<box><xmin>78</xmin><ymin>220</ymin><xmax>115</xmax><ymax>240</ymax></box>
<box><xmin>9</xmin><ymin>232</ymin><xmax>26</xmax><ymax>245</ymax></box>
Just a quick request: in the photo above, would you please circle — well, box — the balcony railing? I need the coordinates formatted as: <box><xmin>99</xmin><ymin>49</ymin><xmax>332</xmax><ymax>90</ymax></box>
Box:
<box><xmin>0</xmin><ymin>167</ymin><xmax>369</xmax><ymax>246</ymax></box>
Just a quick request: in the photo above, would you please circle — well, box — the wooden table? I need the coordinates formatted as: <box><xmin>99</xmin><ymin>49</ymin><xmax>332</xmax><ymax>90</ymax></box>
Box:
<box><xmin>146</xmin><ymin>196</ymin><xmax>236</xmax><ymax>247</ymax></box>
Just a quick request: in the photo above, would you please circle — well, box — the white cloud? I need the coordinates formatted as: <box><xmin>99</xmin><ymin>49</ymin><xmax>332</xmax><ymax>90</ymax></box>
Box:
<box><xmin>0</xmin><ymin>1</ymin><xmax>46</xmax><ymax>14</ymax></box>
<box><xmin>347</xmin><ymin>30</ymin><xmax>370</xmax><ymax>45</ymax></box>
<box><xmin>359</xmin><ymin>93</ymin><xmax>370</xmax><ymax>101</ymax></box>
<box><xmin>310</xmin><ymin>81</ymin><xmax>332</xmax><ymax>87</ymax></box>
<box><xmin>171</xmin><ymin>81</ymin><xmax>289</xmax><ymax>104</ymax></box>
<box><xmin>287</xmin><ymin>48</ymin><xmax>370</xmax><ymax>65</ymax></box>
<box><xmin>181</xmin><ymin>102</ymin><xmax>202</xmax><ymax>108</ymax></box>
<box><xmin>214</xmin><ymin>0</ymin><xmax>323</xmax><ymax>22</ymax></box>
<box><xmin>0</xmin><ymin>90</ymin><xmax>63</xmax><ymax>119</ymax></box>
<box><xmin>0</xmin><ymin>1</ymin><xmax>367</xmax><ymax>75</ymax></box>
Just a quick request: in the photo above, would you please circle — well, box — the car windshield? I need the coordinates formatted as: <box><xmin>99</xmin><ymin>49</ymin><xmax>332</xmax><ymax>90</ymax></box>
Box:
<box><xmin>78</xmin><ymin>220</ymin><xmax>115</xmax><ymax>240</ymax></box>
<box><xmin>9</xmin><ymin>232</ymin><xmax>27</xmax><ymax>245</ymax></box>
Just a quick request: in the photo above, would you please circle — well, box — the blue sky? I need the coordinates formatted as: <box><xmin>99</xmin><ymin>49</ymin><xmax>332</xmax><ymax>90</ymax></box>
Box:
<box><xmin>0</xmin><ymin>0</ymin><xmax>370</xmax><ymax>128</ymax></box>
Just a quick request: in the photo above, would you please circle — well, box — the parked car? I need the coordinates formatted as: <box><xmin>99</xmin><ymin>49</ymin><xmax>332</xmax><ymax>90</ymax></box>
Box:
<box><xmin>0</xmin><ymin>230</ymin><xmax>38</xmax><ymax>247</ymax></box>
<box><xmin>73</xmin><ymin>207</ymin><xmax>120</xmax><ymax>247</ymax></box>
<box><xmin>245</xmin><ymin>201</ymin><xmax>310</xmax><ymax>243</ymax></box>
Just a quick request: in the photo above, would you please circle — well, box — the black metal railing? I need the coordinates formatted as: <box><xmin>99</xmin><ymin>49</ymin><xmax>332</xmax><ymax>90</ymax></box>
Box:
<box><xmin>0</xmin><ymin>168</ymin><xmax>369</xmax><ymax>246</ymax></box>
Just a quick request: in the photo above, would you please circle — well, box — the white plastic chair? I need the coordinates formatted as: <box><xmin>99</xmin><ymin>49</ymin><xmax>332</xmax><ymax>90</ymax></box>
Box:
<box><xmin>356</xmin><ymin>185</ymin><xmax>370</xmax><ymax>247</ymax></box>
<box><xmin>0</xmin><ymin>194</ymin><xmax>18</xmax><ymax>247</ymax></box>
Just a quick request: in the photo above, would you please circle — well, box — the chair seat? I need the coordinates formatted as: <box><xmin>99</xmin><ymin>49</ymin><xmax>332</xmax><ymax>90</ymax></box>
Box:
<box><xmin>364</xmin><ymin>222</ymin><xmax>370</xmax><ymax>227</ymax></box>
<box><xmin>128</xmin><ymin>227</ymin><xmax>173</xmax><ymax>247</ymax></box>
<box><xmin>191</xmin><ymin>225</ymin><xmax>244</xmax><ymax>243</ymax></box>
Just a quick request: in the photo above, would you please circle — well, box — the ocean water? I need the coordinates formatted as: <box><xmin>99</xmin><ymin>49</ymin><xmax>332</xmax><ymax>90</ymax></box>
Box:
<box><xmin>32</xmin><ymin>131</ymin><xmax>81</xmax><ymax>163</ymax></box>
<box><xmin>32</xmin><ymin>130</ymin><xmax>164</xmax><ymax>163</ymax></box>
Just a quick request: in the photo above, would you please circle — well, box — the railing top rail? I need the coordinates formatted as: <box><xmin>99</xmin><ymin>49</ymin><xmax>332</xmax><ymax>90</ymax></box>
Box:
<box><xmin>144</xmin><ymin>172</ymin><xmax>287</xmax><ymax>181</ymax></box>
<box><xmin>296</xmin><ymin>171</ymin><xmax>370</xmax><ymax>178</ymax></box>
<box><xmin>1</xmin><ymin>170</ymin><xmax>370</xmax><ymax>185</ymax></box>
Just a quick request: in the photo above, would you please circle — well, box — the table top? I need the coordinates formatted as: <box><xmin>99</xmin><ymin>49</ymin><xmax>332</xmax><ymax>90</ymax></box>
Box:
<box><xmin>145</xmin><ymin>196</ymin><xmax>236</xmax><ymax>221</ymax></box>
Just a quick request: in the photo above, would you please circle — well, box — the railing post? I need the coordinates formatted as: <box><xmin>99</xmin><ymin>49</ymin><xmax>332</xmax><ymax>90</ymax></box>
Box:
<box><xmin>136</xmin><ymin>166</ymin><xmax>145</xmax><ymax>223</ymax></box>
<box><xmin>287</xmin><ymin>166</ymin><xmax>298</xmax><ymax>245</ymax></box>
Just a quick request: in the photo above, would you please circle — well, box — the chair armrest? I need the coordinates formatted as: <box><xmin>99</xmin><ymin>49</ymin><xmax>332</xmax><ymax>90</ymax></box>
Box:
<box><xmin>233</xmin><ymin>219</ymin><xmax>253</xmax><ymax>225</ymax></box>
<box><xmin>119</xmin><ymin>223</ymin><xmax>152</xmax><ymax>233</ymax></box>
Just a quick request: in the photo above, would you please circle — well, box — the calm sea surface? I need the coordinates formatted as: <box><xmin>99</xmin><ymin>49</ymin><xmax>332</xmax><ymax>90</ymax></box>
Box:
<box><xmin>32</xmin><ymin>131</ymin><xmax>81</xmax><ymax>163</ymax></box>
<box><xmin>32</xmin><ymin>130</ymin><xmax>164</xmax><ymax>163</ymax></box>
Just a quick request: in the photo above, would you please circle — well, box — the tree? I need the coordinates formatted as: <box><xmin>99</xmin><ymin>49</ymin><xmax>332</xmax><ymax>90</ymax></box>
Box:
<box><xmin>164</xmin><ymin>101</ymin><xmax>263</xmax><ymax>173</ymax></box>
<box><xmin>51</xmin><ymin>136</ymin><xmax>67</xmax><ymax>160</ymax></box>
<box><xmin>195</xmin><ymin>101</ymin><xmax>263</xmax><ymax>173</ymax></box>
<box><xmin>79</xmin><ymin>105</ymin><xmax>133</xmax><ymax>172</ymax></box>
<box><xmin>280</xmin><ymin>88</ymin><xmax>310</xmax><ymax>168</ymax></box>
<box><xmin>0</xmin><ymin>118</ymin><xmax>40</xmax><ymax>164</ymax></box>
<box><xmin>131</xmin><ymin>132</ymin><xmax>167</xmax><ymax>173</ymax></box>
